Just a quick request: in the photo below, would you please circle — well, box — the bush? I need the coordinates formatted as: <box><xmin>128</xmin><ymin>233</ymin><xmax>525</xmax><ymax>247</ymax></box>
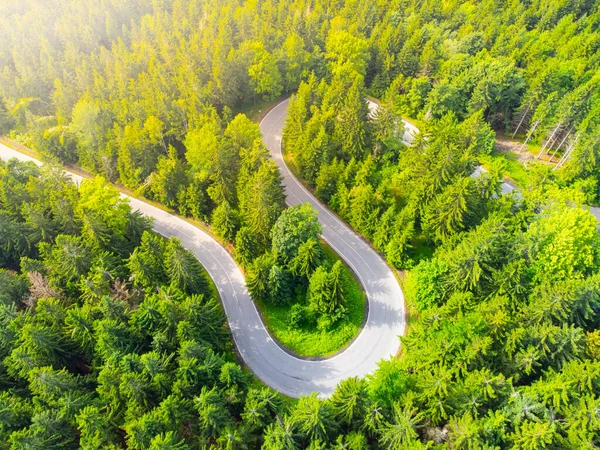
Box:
<box><xmin>316</xmin><ymin>305</ymin><xmax>347</xmax><ymax>331</ymax></box>
<box><xmin>287</xmin><ymin>304</ymin><xmax>307</xmax><ymax>330</ymax></box>
<box><xmin>404</xmin><ymin>258</ymin><xmax>448</xmax><ymax>311</ymax></box>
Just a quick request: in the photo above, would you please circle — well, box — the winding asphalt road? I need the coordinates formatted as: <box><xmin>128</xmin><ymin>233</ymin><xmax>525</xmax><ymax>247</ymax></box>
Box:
<box><xmin>0</xmin><ymin>102</ymin><xmax>406</xmax><ymax>398</ymax></box>
<box><xmin>261</xmin><ymin>99</ymin><xmax>405</xmax><ymax>392</ymax></box>
<box><xmin>5</xmin><ymin>96</ymin><xmax>593</xmax><ymax>398</ymax></box>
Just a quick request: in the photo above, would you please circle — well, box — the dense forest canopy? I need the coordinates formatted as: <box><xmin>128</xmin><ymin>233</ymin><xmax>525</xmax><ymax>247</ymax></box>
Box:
<box><xmin>1</xmin><ymin>0</ymin><xmax>599</xmax><ymax>201</ymax></box>
<box><xmin>1</xmin><ymin>0</ymin><xmax>600</xmax><ymax>448</ymax></box>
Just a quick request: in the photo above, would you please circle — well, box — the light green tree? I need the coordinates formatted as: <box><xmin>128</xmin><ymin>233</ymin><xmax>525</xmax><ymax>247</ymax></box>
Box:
<box><xmin>272</xmin><ymin>203</ymin><xmax>322</xmax><ymax>262</ymax></box>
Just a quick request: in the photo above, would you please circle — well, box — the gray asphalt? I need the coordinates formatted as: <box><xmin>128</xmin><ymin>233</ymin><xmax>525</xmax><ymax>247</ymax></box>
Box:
<box><xmin>260</xmin><ymin>99</ymin><xmax>405</xmax><ymax>386</ymax></box>
<box><xmin>0</xmin><ymin>131</ymin><xmax>406</xmax><ymax>398</ymax></box>
<box><xmin>4</xmin><ymin>96</ymin><xmax>593</xmax><ymax>398</ymax></box>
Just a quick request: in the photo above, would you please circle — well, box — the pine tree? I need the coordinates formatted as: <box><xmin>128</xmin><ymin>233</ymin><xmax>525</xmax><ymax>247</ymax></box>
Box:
<box><xmin>328</xmin><ymin>261</ymin><xmax>346</xmax><ymax>312</ymax></box>
<box><xmin>290</xmin><ymin>238</ymin><xmax>323</xmax><ymax>278</ymax></box>
<box><xmin>307</xmin><ymin>266</ymin><xmax>331</xmax><ymax>314</ymax></box>
<box><xmin>164</xmin><ymin>237</ymin><xmax>209</xmax><ymax>295</ymax></box>
<box><xmin>291</xmin><ymin>393</ymin><xmax>335</xmax><ymax>442</ymax></box>
<box><xmin>246</xmin><ymin>254</ymin><xmax>273</xmax><ymax>302</ymax></box>
<box><xmin>268</xmin><ymin>265</ymin><xmax>291</xmax><ymax>306</ymax></box>
<box><xmin>330</xmin><ymin>377</ymin><xmax>369</xmax><ymax>428</ymax></box>
<box><xmin>262</xmin><ymin>417</ymin><xmax>299</xmax><ymax>450</ymax></box>
<box><xmin>211</xmin><ymin>201</ymin><xmax>239</xmax><ymax>242</ymax></box>
<box><xmin>238</xmin><ymin>161</ymin><xmax>285</xmax><ymax>252</ymax></box>
<box><xmin>40</xmin><ymin>235</ymin><xmax>92</xmax><ymax>296</ymax></box>
<box><xmin>235</xmin><ymin>227</ymin><xmax>260</xmax><ymax>267</ymax></box>
<box><xmin>421</xmin><ymin>177</ymin><xmax>475</xmax><ymax>243</ymax></box>
<box><xmin>378</xmin><ymin>401</ymin><xmax>423</xmax><ymax>448</ymax></box>
<box><xmin>127</xmin><ymin>231</ymin><xmax>167</xmax><ymax>289</ymax></box>
<box><xmin>149</xmin><ymin>432</ymin><xmax>191</xmax><ymax>450</ymax></box>
<box><xmin>149</xmin><ymin>146</ymin><xmax>188</xmax><ymax>209</ymax></box>
<box><xmin>333</xmin><ymin>75</ymin><xmax>372</xmax><ymax>161</ymax></box>
<box><xmin>195</xmin><ymin>386</ymin><xmax>231</xmax><ymax>438</ymax></box>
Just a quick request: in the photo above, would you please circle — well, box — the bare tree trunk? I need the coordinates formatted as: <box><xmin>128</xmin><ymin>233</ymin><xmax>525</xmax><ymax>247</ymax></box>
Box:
<box><xmin>537</xmin><ymin>123</ymin><xmax>561</xmax><ymax>159</ymax></box>
<box><xmin>512</xmin><ymin>103</ymin><xmax>531</xmax><ymax>138</ymax></box>
<box><xmin>549</xmin><ymin>125</ymin><xmax>574</xmax><ymax>163</ymax></box>
<box><xmin>519</xmin><ymin>120</ymin><xmax>539</xmax><ymax>152</ymax></box>
<box><xmin>554</xmin><ymin>137</ymin><xmax>578</xmax><ymax>170</ymax></box>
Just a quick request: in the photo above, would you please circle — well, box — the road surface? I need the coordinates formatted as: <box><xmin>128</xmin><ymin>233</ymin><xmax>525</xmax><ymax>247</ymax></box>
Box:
<box><xmin>260</xmin><ymin>99</ymin><xmax>406</xmax><ymax>385</ymax></box>
<box><xmin>4</xmin><ymin>95</ymin><xmax>596</xmax><ymax>398</ymax></box>
<box><xmin>0</xmin><ymin>136</ymin><xmax>406</xmax><ymax>398</ymax></box>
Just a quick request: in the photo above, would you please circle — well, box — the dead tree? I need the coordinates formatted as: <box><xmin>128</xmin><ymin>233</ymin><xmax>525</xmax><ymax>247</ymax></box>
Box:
<box><xmin>512</xmin><ymin>102</ymin><xmax>533</xmax><ymax>138</ymax></box>
<box><xmin>554</xmin><ymin>136</ymin><xmax>579</xmax><ymax>170</ymax></box>
<box><xmin>519</xmin><ymin>120</ymin><xmax>540</xmax><ymax>152</ymax></box>
<box><xmin>548</xmin><ymin>125</ymin><xmax>574</xmax><ymax>163</ymax></box>
<box><xmin>536</xmin><ymin>123</ymin><xmax>562</xmax><ymax>159</ymax></box>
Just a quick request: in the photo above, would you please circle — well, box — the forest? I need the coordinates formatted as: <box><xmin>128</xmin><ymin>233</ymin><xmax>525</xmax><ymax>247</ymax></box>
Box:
<box><xmin>1</xmin><ymin>0</ymin><xmax>600</xmax><ymax>448</ymax></box>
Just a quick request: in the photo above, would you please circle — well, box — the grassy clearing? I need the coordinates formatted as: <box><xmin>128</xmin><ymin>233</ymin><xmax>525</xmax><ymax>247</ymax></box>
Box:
<box><xmin>479</xmin><ymin>150</ymin><xmax>532</xmax><ymax>188</ymax></box>
<box><xmin>254</xmin><ymin>243</ymin><xmax>366</xmax><ymax>358</ymax></box>
<box><xmin>394</xmin><ymin>270</ymin><xmax>419</xmax><ymax>359</ymax></box>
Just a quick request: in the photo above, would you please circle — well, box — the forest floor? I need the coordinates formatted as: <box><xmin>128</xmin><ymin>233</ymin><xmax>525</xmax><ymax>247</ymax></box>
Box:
<box><xmin>479</xmin><ymin>132</ymin><xmax>559</xmax><ymax>188</ymax></box>
<box><xmin>254</xmin><ymin>243</ymin><xmax>367</xmax><ymax>358</ymax></box>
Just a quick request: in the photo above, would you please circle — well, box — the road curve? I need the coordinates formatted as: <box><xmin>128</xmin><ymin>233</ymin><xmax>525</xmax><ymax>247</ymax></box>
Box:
<box><xmin>0</xmin><ymin>135</ymin><xmax>405</xmax><ymax>398</ymax></box>
<box><xmin>260</xmin><ymin>99</ymin><xmax>406</xmax><ymax>382</ymax></box>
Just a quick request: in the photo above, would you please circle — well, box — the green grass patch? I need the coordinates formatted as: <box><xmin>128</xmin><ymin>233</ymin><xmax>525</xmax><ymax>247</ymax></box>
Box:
<box><xmin>479</xmin><ymin>150</ymin><xmax>531</xmax><ymax>188</ymax></box>
<box><xmin>254</xmin><ymin>243</ymin><xmax>366</xmax><ymax>358</ymax></box>
<box><xmin>527</xmin><ymin>143</ymin><xmax>543</xmax><ymax>159</ymax></box>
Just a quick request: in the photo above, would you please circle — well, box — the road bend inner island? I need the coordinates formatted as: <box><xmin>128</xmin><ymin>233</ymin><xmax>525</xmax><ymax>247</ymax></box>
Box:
<box><xmin>0</xmin><ymin>98</ymin><xmax>407</xmax><ymax>398</ymax></box>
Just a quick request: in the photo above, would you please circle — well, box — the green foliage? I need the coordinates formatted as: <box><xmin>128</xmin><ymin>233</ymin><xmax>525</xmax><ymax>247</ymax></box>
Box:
<box><xmin>164</xmin><ymin>237</ymin><xmax>210</xmax><ymax>296</ymax></box>
<box><xmin>77</xmin><ymin>175</ymin><xmax>150</xmax><ymax>254</ymax></box>
<box><xmin>291</xmin><ymin>394</ymin><xmax>335</xmax><ymax>442</ymax></box>
<box><xmin>253</xmin><ymin>245</ymin><xmax>365</xmax><ymax>357</ymax></box>
<box><xmin>238</xmin><ymin>160</ymin><xmax>285</xmax><ymax>253</ymax></box>
<box><xmin>246</xmin><ymin>253</ymin><xmax>273</xmax><ymax>303</ymax></box>
<box><xmin>148</xmin><ymin>147</ymin><xmax>188</xmax><ymax>209</ymax></box>
<box><xmin>307</xmin><ymin>267</ymin><xmax>332</xmax><ymax>314</ymax></box>
<box><xmin>243</xmin><ymin>41</ymin><xmax>283</xmax><ymax>100</ymax></box>
<box><xmin>0</xmin><ymin>97</ymin><xmax>14</xmax><ymax>134</ymax></box>
<box><xmin>523</xmin><ymin>207</ymin><xmax>600</xmax><ymax>282</ymax></box>
<box><xmin>2</xmin><ymin>0</ymin><xmax>600</xmax><ymax>447</ymax></box>
<box><xmin>289</xmin><ymin>238</ymin><xmax>323</xmax><ymax>278</ymax></box>
<box><xmin>234</xmin><ymin>226</ymin><xmax>259</xmax><ymax>267</ymax></box>
<box><xmin>306</xmin><ymin>261</ymin><xmax>347</xmax><ymax>321</ymax></box>
<box><xmin>0</xmin><ymin>161</ymin><xmax>252</xmax><ymax>449</ymax></box>
<box><xmin>40</xmin><ymin>235</ymin><xmax>92</xmax><ymax>296</ymax></box>
<box><xmin>268</xmin><ymin>264</ymin><xmax>292</xmax><ymax>306</ymax></box>
<box><xmin>287</xmin><ymin>304</ymin><xmax>307</xmax><ymax>330</ymax></box>
<box><xmin>0</xmin><ymin>270</ymin><xmax>28</xmax><ymax>306</ymax></box>
<box><xmin>272</xmin><ymin>203</ymin><xmax>322</xmax><ymax>262</ymax></box>
<box><xmin>127</xmin><ymin>231</ymin><xmax>168</xmax><ymax>289</ymax></box>
<box><xmin>330</xmin><ymin>377</ymin><xmax>369</xmax><ymax>428</ymax></box>
<box><xmin>211</xmin><ymin>201</ymin><xmax>239</xmax><ymax>243</ymax></box>
<box><xmin>404</xmin><ymin>258</ymin><xmax>448</xmax><ymax>311</ymax></box>
<box><xmin>421</xmin><ymin>177</ymin><xmax>477</xmax><ymax>243</ymax></box>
